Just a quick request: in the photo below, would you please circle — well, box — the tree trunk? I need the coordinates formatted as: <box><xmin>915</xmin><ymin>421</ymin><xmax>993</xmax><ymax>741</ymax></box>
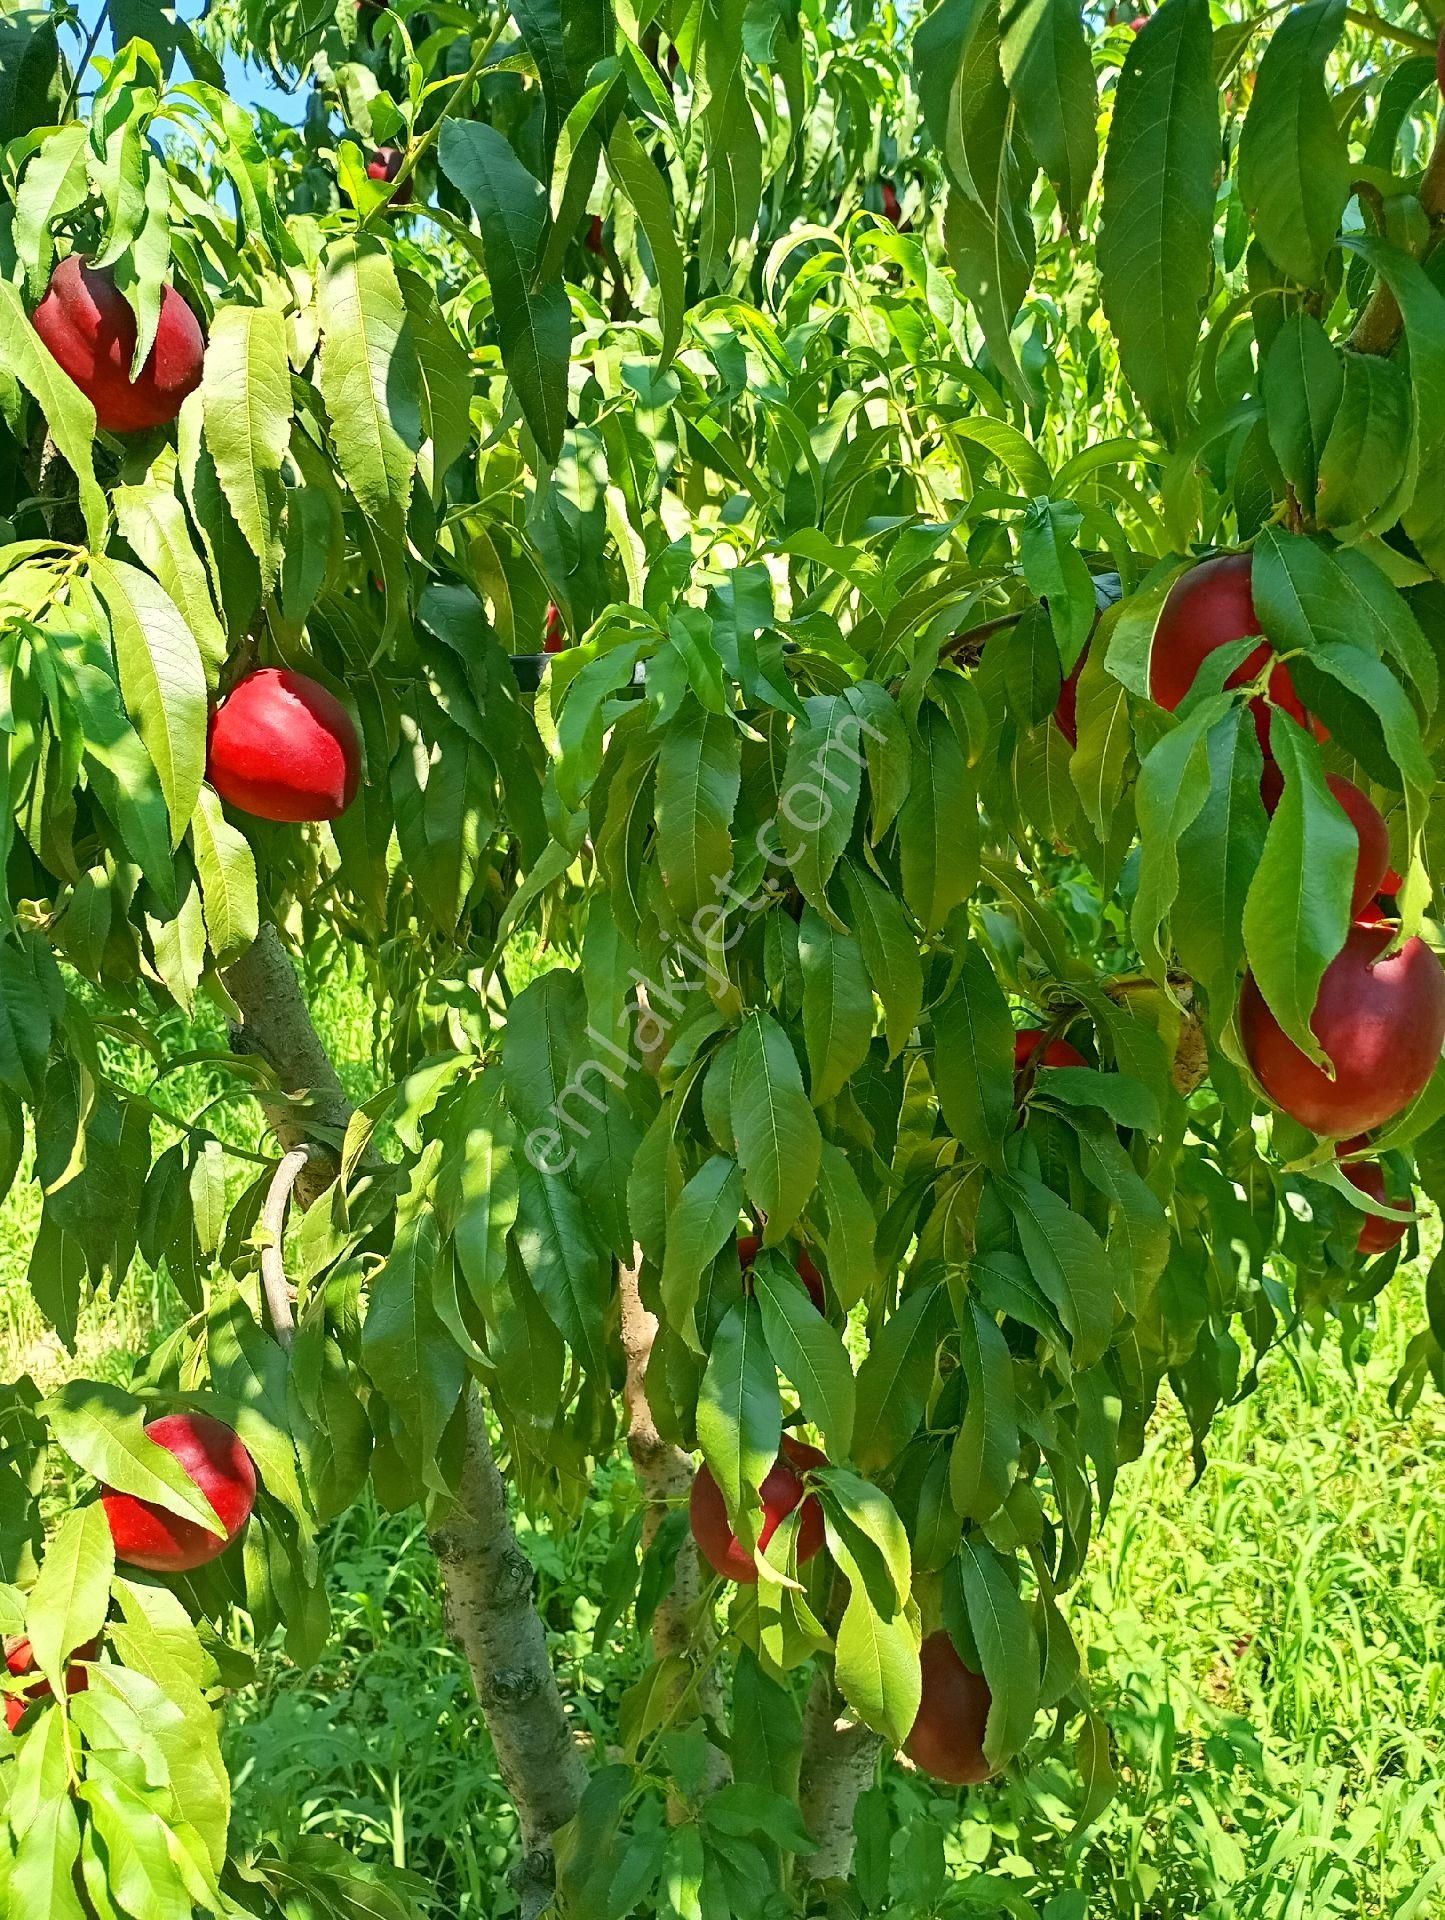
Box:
<box><xmin>429</xmin><ymin>1387</ymin><xmax>589</xmax><ymax>1918</ymax></box>
<box><xmin>798</xmin><ymin>1666</ymin><xmax>880</xmax><ymax>1883</ymax></box>
<box><xmin>617</xmin><ymin>1254</ymin><xmax>728</xmax><ymax>1801</ymax></box>
<box><xmin>224</xmin><ymin>922</ymin><xmax>587</xmax><ymax>1908</ymax></box>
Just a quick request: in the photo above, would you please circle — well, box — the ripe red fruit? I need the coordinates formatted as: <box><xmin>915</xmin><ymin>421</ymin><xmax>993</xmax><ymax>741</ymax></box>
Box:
<box><xmin>1381</xmin><ymin>865</ymin><xmax>1403</xmax><ymax>897</ymax></box>
<box><xmin>881</xmin><ymin>181</ymin><xmax>902</xmax><ymax>225</ymax></box>
<box><xmin>1241</xmin><ymin>922</ymin><xmax>1445</xmax><ymax>1137</ymax></box>
<box><xmin>1054</xmin><ymin>646</ymin><xmax>1086</xmax><ymax>747</ymax></box>
<box><xmin>544</xmin><ymin>602</ymin><xmax>566</xmax><ymax>654</ymax></box>
<box><xmin>1259</xmin><ymin>767</ymin><xmax>1389</xmax><ymax>919</ymax></box>
<box><xmin>366</xmin><ymin>147</ymin><xmax>411</xmax><ymax>203</ymax></box>
<box><xmin>3</xmin><ymin>1635</ymin><xmax>96</xmax><ymax>1731</ymax></box>
<box><xmin>1339</xmin><ymin>1138</ymin><xmax>1411</xmax><ymax>1256</ymax></box>
<box><xmin>736</xmin><ymin>1233</ymin><xmax>827</xmax><ymax>1314</ymax></box>
<box><xmin>905</xmin><ymin>1631</ymin><xmax>993</xmax><ymax>1786</ymax></box>
<box><xmin>688</xmin><ymin>1436</ymin><xmax>826</xmax><ymax>1583</ymax></box>
<box><xmin>31</xmin><ymin>256</ymin><xmax>204</xmax><ymax>435</ymax></box>
<box><xmin>207</xmin><ymin>668</ymin><xmax>362</xmax><ymax>823</ymax></box>
<box><xmin>101</xmin><ymin>1413</ymin><xmax>257</xmax><ymax>1574</ymax></box>
<box><xmin>585</xmin><ymin>215</ymin><xmax>605</xmax><ymax>256</ymax></box>
<box><xmin>1438</xmin><ymin>24</ymin><xmax>1445</xmax><ymax>99</ymax></box>
<box><xmin>1151</xmin><ymin>554</ymin><xmax>1316</xmax><ymax>751</ymax></box>
<box><xmin>1014</xmin><ymin>1028</ymin><xmax>1086</xmax><ymax>1074</ymax></box>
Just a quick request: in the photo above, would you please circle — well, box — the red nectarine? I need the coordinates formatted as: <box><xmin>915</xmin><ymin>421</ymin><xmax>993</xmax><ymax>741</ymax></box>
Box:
<box><xmin>1338</xmin><ymin>1138</ymin><xmax>1411</xmax><ymax>1256</ymax></box>
<box><xmin>905</xmin><ymin>1630</ymin><xmax>993</xmax><ymax>1785</ymax></box>
<box><xmin>688</xmin><ymin>1435</ymin><xmax>826</xmax><ymax>1583</ymax></box>
<box><xmin>1259</xmin><ymin>767</ymin><xmax>1389</xmax><ymax>919</ymax></box>
<box><xmin>1151</xmin><ymin>554</ymin><xmax>1316</xmax><ymax>751</ymax></box>
<box><xmin>1014</xmin><ymin>1028</ymin><xmax>1086</xmax><ymax>1074</ymax></box>
<box><xmin>207</xmin><ymin>667</ymin><xmax>361</xmax><ymax>823</ymax></box>
<box><xmin>101</xmin><ymin>1412</ymin><xmax>257</xmax><ymax>1574</ymax></box>
<box><xmin>736</xmin><ymin>1233</ymin><xmax>827</xmax><ymax>1314</ymax></box>
<box><xmin>1241</xmin><ymin>923</ymin><xmax>1445</xmax><ymax>1137</ymax></box>
<box><xmin>32</xmin><ymin>256</ymin><xmax>204</xmax><ymax>435</ymax></box>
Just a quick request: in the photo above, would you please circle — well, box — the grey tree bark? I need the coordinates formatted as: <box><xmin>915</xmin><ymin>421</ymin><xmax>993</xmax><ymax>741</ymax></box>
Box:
<box><xmin>798</xmin><ymin>1665</ymin><xmax>881</xmax><ymax>1883</ymax></box>
<box><xmin>224</xmin><ymin>921</ymin><xmax>587</xmax><ymax>1914</ymax></box>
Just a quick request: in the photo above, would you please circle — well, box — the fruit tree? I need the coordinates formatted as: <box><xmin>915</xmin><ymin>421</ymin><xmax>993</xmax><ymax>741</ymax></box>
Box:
<box><xmin>2</xmin><ymin>0</ymin><xmax>1445</xmax><ymax>1913</ymax></box>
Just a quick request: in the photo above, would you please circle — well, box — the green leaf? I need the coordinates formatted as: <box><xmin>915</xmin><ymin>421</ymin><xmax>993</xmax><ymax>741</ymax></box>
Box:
<box><xmin>655</xmin><ymin>697</ymin><xmax>740</xmax><ymax>926</ymax></box>
<box><xmin>1000</xmin><ymin>1172</ymin><xmax>1115</xmax><ymax>1367</ymax></box>
<box><xmin>397</xmin><ymin>267</ymin><xmax>473</xmax><ymax>504</ymax></box>
<box><xmin>1238</xmin><ymin>0</ymin><xmax>1348</xmax><ymax>287</ymax></box>
<box><xmin>798</xmin><ymin>908</ymin><xmax>872</xmax><ymax>1106</ymax></box>
<box><xmin>359</xmin><ymin>1211</ymin><xmax>467</xmax><ymax>1498</ymax></box>
<box><xmin>852</xmin><ymin>1279</ymin><xmax>948</xmax><ymax>1471</ymax></box>
<box><xmin>111</xmin><ymin>480</ymin><xmax>228</xmax><ymax>684</ymax></box>
<box><xmin>10</xmin><ymin>1766</ymin><xmax>86</xmax><ymax>1920</ymax></box>
<box><xmin>0</xmin><ymin>280</ymin><xmax>106</xmax><ymax>545</ymax></box>
<box><xmin>201</xmin><ymin>302</ymin><xmax>293</xmax><ymax>593</ymax></box>
<box><xmin>1262</xmin><ymin>312</ymin><xmax>1343</xmax><ymax>507</ymax></box>
<box><xmin>950</xmin><ymin>1300</ymin><xmax>1018</xmax><ymax>1525</ymax></box>
<box><xmin>439</xmin><ymin>120</ymin><xmax>571</xmax><ymax>463</ymax></box>
<box><xmin>25</xmin><ymin>1502</ymin><xmax>112</xmax><ymax>1692</ymax></box>
<box><xmin>730</xmin><ymin>1012</ymin><xmax>822</xmax><ymax>1243</ymax></box>
<box><xmin>1019</xmin><ymin>498</ymin><xmax>1095</xmax><ymax>673</ymax></box>
<box><xmin>933</xmin><ymin>941</ymin><xmax>1016</xmax><ymax>1173</ymax></box>
<box><xmin>660</xmin><ymin>1154</ymin><xmax>745</xmax><ymax>1349</ymax></box>
<box><xmin>44</xmin><ymin>1381</ymin><xmax>227</xmax><ymax>1534</ymax></box>
<box><xmin>89</xmin><ymin>557</ymin><xmax>207</xmax><ymax>845</ymax></box>
<box><xmin>189</xmin><ymin>787</ymin><xmax>258</xmax><ymax>965</ymax></box>
<box><xmin>1172</xmin><ymin>708</ymin><xmax>1268</xmax><ymax>1017</ymax></box>
<box><xmin>1098</xmin><ymin>0</ymin><xmax>1218</xmax><ymax>440</ymax></box>
<box><xmin>814</xmin><ymin>1463</ymin><xmax>913</xmax><ymax>1615</ymax></box>
<box><xmin>752</xmin><ymin>1250</ymin><xmax>855</xmax><ymax>1458</ymax></box>
<box><xmin>816</xmin><ymin>1141</ymin><xmax>880</xmax><ymax>1314</ymax></box>
<box><xmin>606</xmin><ymin>117</ymin><xmax>685</xmax><ymax>369</ymax></box>
<box><xmin>437</xmin><ymin>1076</ymin><xmax>519</xmax><ymax>1328</ymax></box>
<box><xmin>839</xmin><ymin>859</ymin><xmax>923</xmax><ymax>1058</ymax></box>
<box><xmin>730</xmin><ymin>1647</ymin><xmax>802</xmax><ymax>1797</ymax></box>
<box><xmin>695</xmin><ymin>1298</ymin><xmax>781</xmax><ymax>1553</ymax></box>
<box><xmin>1130</xmin><ymin>696</ymin><xmax>1227</xmax><ymax>983</ymax></box>
<box><xmin>898</xmin><ymin>701</ymin><xmax>978</xmax><ymax>935</ymax></box>
<box><xmin>1314</xmin><ymin>353</ymin><xmax>1414</xmax><ymax>532</ymax></box>
<box><xmin>513</xmin><ymin>1158</ymin><xmax>613</xmax><ymax>1387</ymax></box>
<box><xmin>780</xmin><ymin>696</ymin><xmax>866</xmax><ymax>920</ymax></box>
<box><xmin>316</xmin><ymin>235</ymin><xmax>421</xmax><ymax>538</ymax></box>
<box><xmin>956</xmin><ymin>1535</ymin><xmax>1038</xmax><ymax>1768</ymax></box>
<box><xmin>998</xmin><ymin>0</ymin><xmax>1097</xmax><ymax>225</ymax></box>
<box><xmin>1241</xmin><ymin>715</ymin><xmax>1355</xmax><ymax>1061</ymax></box>
<box><xmin>834</xmin><ymin>1586</ymin><xmax>921</xmax><ymax>1747</ymax></box>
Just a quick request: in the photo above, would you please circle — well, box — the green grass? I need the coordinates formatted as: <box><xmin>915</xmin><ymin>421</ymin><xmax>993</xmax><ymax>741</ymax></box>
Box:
<box><xmin>3</xmin><ymin>962</ymin><xmax>1444</xmax><ymax>1916</ymax></box>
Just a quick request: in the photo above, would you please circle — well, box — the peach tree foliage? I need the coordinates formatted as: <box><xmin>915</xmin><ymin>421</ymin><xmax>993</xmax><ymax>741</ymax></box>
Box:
<box><xmin>0</xmin><ymin>0</ymin><xmax>1444</xmax><ymax>1912</ymax></box>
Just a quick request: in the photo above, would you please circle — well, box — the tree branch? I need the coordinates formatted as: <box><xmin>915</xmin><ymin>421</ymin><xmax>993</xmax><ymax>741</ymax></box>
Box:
<box><xmin>223</xmin><ymin>921</ymin><xmax>586</xmax><ymax>1907</ymax></box>
<box><xmin>1349</xmin><ymin>125</ymin><xmax>1445</xmax><ymax>357</ymax></box>
<box><xmin>429</xmin><ymin>1387</ymin><xmax>588</xmax><ymax>1920</ymax></box>
<box><xmin>798</xmin><ymin>1665</ymin><xmax>880</xmax><ymax>1882</ymax></box>
<box><xmin>258</xmin><ymin>1146</ymin><xmax>311</xmax><ymax>1349</ymax></box>
<box><xmin>618</xmin><ymin>1253</ymin><xmax>728</xmax><ymax>1806</ymax></box>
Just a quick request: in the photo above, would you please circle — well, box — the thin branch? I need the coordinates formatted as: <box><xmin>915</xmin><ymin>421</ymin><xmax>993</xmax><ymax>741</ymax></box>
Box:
<box><xmin>62</xmin><ymin>1</ymin><xmax>111</xmax><ymax>118</ymax></box>
<box><xmin>1343</xmin><ymin>6</ymin><xmax>1437</xmax><ymax>53</ymax></box>
<box><xmin>618</xmin><ymin>1253</ymin><xmax>728</xmax><ymax>1809</ymax></box>
<box><xmin>1349</xmin><ymin>124</ymin><xmax>1445</xmax><ymax>356</ymax></box>
<box><xmin>259</xmin><ymin>1147</ymin><xmax>311</xmax><ymax>1349</ymax></box>
<box><xmin>358</xmin><ymin>14</ymin><xmax>508</xmax><ymax>232</ymax></box>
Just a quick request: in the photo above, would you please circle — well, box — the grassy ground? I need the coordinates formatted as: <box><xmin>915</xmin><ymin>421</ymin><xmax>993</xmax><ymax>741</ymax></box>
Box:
<box><xmin>3</xmin><ymin>962</ymin><xmax>1443</xmax><ymax>1917</ymax></box>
